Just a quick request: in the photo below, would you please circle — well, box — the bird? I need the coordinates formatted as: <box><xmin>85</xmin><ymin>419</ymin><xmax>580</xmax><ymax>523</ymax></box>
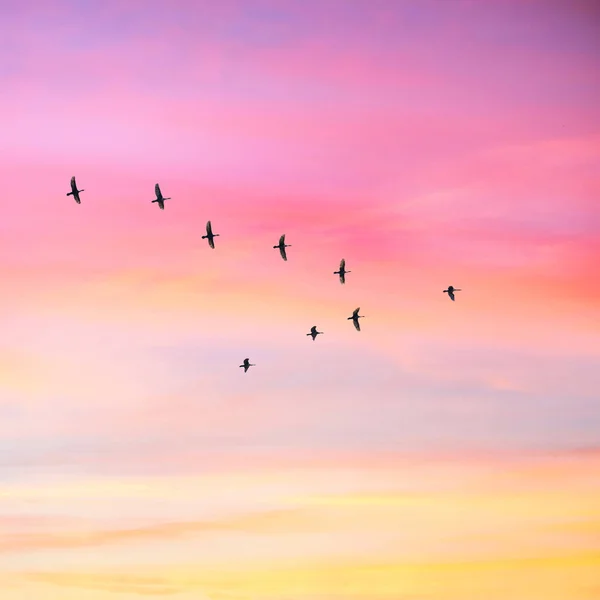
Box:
<box><xmin>273</xmin><ymin>234</ymin><xmax>291</xmax><ymax>261</ymax></box>
<box><xmin>334</xmin><ymin>258</ymin><xmax>350</xmax><ymax>284</ymax></box>
<box><xmin>347</xmin><ymin>307</ymin><xmax>365</xmax><ymax>331</ymax></box>
<box><xmin>306</xmin><ymin>326</ymin><xmax>323</xmax><ymax>341</ymax></box>
<box><xmin>152</xmin><ymin>183</ymin><xmax>171</xmax><ymax>210</ymax></box>
<box><xmin>201</xmin><ymin>220</ymin><xmax>220</xmax><ymax>249</ymax></box>
<box><xmin>66</xmin><ymin>176</ymin><xmax>84</xmax><ymax>204</ymax></box>
<box><xmin>443</xmin><ymin>285</ymin><xmax>461</xmax><ymax>301</ymax></box>
<box><xmin>239</xmin><ymin>358</ymin><xmax>255</xmax><ymax>373</ymax></box>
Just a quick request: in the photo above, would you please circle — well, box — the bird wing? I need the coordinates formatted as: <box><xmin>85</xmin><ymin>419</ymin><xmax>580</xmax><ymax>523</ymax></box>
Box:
<box><xmin>340</xmin><ymin>272</ymin><xmax>345</xmax><ymax>284</ymax></box>
<box><xmin>310</xmin><ymin>326</ymin><xmax>317</xmax><ymax>334</ymax></box>
<box><xmin>208</xmin><ymin>236</ymin><xmax>215</xmax><ymax>249</ymax></box>
<box><xmin>448</xmin><ymin>291</ymin><xmax>455</xmax><ymax>301</ymax></box>
<box><xmin>279</xmin><ymin>234</ymin><xmax>285</xmax><ymax>246</ymax></box>
<box><xmin>353</xmin><ymin>319</ymin><xmax>361</xmax><ymax>332</ymax></box>
<box><xmin>279</xmin><ymin>246</ymin><xmax>287</xmax><ymax>261</ymax></box>
<box><xmin>155</xmin><ymin>183</ymin><xmax>162</xmax><ymax>199</ymax></box>
<box><xmin>206</xmin><ymin>220</ymin><xmax>213</xmax><ymax>235</ymax></box>
<box><xmin>340</xmin><ymin>258</ymin><xmax>345</xmax><ymax>270</ymax></box>
<box><xmin>71</xmin><ymin>176</ymin><xmax>77</xmax><ymax>191</ymax></box>
<box><xmin>353</xmin><ymin>307</ymin><xmax>360</xmax><ymax>317</ymax></box>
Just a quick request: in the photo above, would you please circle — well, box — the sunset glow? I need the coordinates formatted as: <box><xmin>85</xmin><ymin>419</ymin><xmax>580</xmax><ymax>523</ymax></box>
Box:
<box><xmin>1</xmin><ymin>1</ymin><xmax>599</xmax><ymax>598</ymax></box>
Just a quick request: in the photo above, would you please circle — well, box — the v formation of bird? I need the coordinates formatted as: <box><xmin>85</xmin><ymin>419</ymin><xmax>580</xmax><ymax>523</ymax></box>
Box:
<box><xmin>67</xmin><ymin>178</ymin><xmax>462</xmax><ymax>372</ymax></box>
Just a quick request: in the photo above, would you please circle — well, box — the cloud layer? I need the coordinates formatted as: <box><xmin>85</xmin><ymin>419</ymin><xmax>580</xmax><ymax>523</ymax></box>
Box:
<box><xmin>1</xmin><ymin>0</ymin><xmax>599</xmax><ymax>598</ymax></box>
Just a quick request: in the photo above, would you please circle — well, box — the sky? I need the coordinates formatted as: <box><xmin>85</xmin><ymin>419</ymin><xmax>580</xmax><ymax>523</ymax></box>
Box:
<box><xmin>1</xmin><ymin>0</ymin><xmax>599</xmax><ymax>598</ymax></box>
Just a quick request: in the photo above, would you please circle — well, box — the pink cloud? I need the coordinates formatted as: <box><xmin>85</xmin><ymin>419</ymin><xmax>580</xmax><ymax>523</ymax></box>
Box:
<box><xmin>0</xmin><ymin>9</ymin><xmax>599</xmax><ymax>588</ymax></box>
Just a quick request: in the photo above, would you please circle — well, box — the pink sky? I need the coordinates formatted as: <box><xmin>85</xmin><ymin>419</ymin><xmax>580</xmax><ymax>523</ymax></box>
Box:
<box><xmin>1</xmin><ymin>1</ymin><xmax>599</xmax><ymax>598</ymax></box>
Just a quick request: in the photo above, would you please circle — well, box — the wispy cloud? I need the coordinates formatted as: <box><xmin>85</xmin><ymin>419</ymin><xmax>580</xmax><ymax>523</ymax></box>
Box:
<box><xmin>1</xmin><ymin>0</ymin><xmax>599</xmax><ymax>598</ymax></box>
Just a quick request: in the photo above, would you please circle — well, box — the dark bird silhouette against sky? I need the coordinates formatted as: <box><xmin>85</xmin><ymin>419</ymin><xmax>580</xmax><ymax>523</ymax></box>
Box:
<box><xmin>152</xmin><ymin>183</ymin><xmax>171</xmax><ymax>210</ymax></box>
<box><xmin>67</xmin><ymin>176</ymin><xmax>84</xmax><ymax>204</ymax></box>
<box><xmin>307</xmin><ymin>325</ymin><xmax>323</xmax><ymax>341</ymax></box>
<box><xmin>273</xmin><ymin>234</ymin><xmax>291</xmax><ymax>261</ymax></box>
<box><xmin>334</xmin><ymin>258</ymin><xmax>350</xmax><ymax>284</ymax></box>
<box><xmin>443</xmin><ymin>285</ymin><xmax>461</xmax><ymax>301</ymax></box>
<box><xmin>239</xmin><ymin>358</ymin><xmax>255</xmax><ymax>373</ymax></box>
<box><xmin>348</xmin><ymin>307</ymin><xmax>364</xmax><ymax>331</ymax></box>
<box><xmin>202</xmin><ymin>220</ymin><xmax>220</xmax><ymax>249</ymax></box>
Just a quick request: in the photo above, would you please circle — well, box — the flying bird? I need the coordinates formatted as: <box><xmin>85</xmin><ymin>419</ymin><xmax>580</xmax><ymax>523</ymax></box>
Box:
<box><xmin>66</xmin><ymin>176</ymin><xmax>84</xmax><ymax>204</ymax></box>
<box><xmin>273</xmin><ymin>234</ymin><xmax>291</xmax><ymax>261</ymax></box>
<box><xmin>239</xmin><ymin>358</ymin><xmax>255</xmax><ymax>373</ymax></box>
<box><xmin>334</xmin><ymin>258</ymin><xmax>350</xmax><ymax>284</ymax></box>
<box><xmin>202</xmin><ymin>220</ymin><xmax>220</xmax><ymax>249</ymax></box>
<box><xmin>348</xmin><ymin>307</ymin><xmax>365</xmax><ymax>331</ymax></box>
<box><xmin>443</xmin><ymin>285</ymin><xmax>461</xmax><ymax>301</ymax></box>
<box><xmin>152</xmin><ymin>183</ymin><xmax>171</xmax><ymax>210</ymax></box>
<box><xmin>306</xmin><ymin>326</ymin><xmax>323</xmax><ymax>341</ymax></box>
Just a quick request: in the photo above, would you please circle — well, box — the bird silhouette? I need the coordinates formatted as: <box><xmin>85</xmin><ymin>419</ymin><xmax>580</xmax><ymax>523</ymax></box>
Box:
<box><xmin>202</xmin><ymin>220</ymin><xmax>220</xmax><ymax>249</ymax></box>
<box><xmin>348</xmin><ymin>307</ymin><xmax>365</xmax><ymax>331</ymax></box>
<box><xmin>152</xmin><ymin>183</ymin><xmax>171</xmax><ymax>210</ymax></box>
<box><xmin>334</xmin><ymin>258</ymin><xmax>350</xmax><ymax>284</ymax></box>
<box><xmin>443</xmin><ymin>285</ymin><xmax>461</xmax><ymax>301</ymax></box>
<box><xmin>273</xmin><ymin>234</ymin><xmax>291</xmax><ymax>261</ymax></box>
<box><xmin>306</xmin><ymin>325</ymin><xmax>323</xmax><ymax>341</ymax></box>
<box><xmin>67</xmin><ymin>176</ymin><xmax>84</xmax><ymax>204</ymax></box>
<box><xmin>239</xmin><ymin>358</ymin><xmax>255</xmax><ymax>373</ymax></box>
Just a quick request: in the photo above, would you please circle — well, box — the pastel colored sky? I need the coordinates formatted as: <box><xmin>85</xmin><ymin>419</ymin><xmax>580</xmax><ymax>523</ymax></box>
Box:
<box><xmin>1</xmin><ymin>1</ymin><xmax>599</xmax><ymax>598</ymax></box>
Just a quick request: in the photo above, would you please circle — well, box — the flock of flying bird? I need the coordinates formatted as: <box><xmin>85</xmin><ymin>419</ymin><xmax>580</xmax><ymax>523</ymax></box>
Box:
<box><xmin>67</xmin><ymin>176</ymin><xmax>462</xmax><ymax>373</ymax></box>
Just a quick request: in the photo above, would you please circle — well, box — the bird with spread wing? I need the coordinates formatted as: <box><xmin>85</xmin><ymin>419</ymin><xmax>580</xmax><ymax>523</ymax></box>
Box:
<box><xmin>334</xmin><ymin>258</ymin><xmax>350</xmax><ymax>284</ymax></box>
<box><xmin>443</xmin><ymin>285</ymin><xmax>461</xmax><ymax>301</ymax></box>
<box><xmin>239</xmin><ymin>358</ymin><xmax>255</xmax><ymax>373</ymax></box>
<box><xmin>273</xmin><ymin>234</ymin><xmax>291</xmax><ymax>261</ymax></box>
<box><xmin>307</xmin><ymin>326</ymin><xmax>323</xmax><ymax>341</ymax></box>
<box><xmin>202</xmin><ymin>220</ymin><xmax>220</xmax><ymax>249</ymax></box>
<box><xmin>151</xmin><ymin>183</ymin><xmax>171</xmax><ymax>210</ymax></box>
<box><xmin>67</xmin><ymin>176</ymin><xmax>84</xmax><ymax>204</ymax></box>
<box><xmin>348</xmin><ymin>307</ymin><xmax>365</xmax><ymax>331</ymax></box>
